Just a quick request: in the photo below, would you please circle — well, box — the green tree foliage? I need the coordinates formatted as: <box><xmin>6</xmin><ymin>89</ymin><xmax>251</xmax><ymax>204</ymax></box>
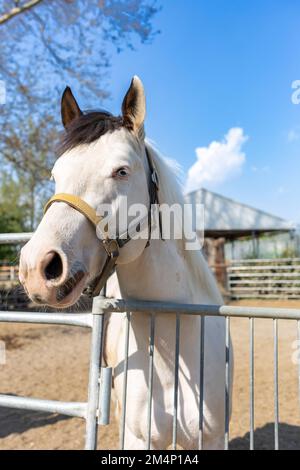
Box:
<box><xmin>1</xmin><ymin>115</ymin><xmax>58</xmax><ymax>229</ymax></box>
<box><xmin>0</xmin><ymin>172</ymin><xmax>27</xmax><ymax>259</ymax></box>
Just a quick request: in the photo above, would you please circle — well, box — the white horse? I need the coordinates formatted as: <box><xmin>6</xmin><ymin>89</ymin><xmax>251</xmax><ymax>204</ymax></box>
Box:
<box><xmin>19</xmin><ymin>76</ymin><xmax>233</xmax><ymax>450</ymax></box>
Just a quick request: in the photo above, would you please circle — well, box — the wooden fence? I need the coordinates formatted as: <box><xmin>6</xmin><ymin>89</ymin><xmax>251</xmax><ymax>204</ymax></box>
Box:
<box><xmin>227</xmin><ymin>258</ymin><xmax>300</xmax><ymax>299</ymax></box>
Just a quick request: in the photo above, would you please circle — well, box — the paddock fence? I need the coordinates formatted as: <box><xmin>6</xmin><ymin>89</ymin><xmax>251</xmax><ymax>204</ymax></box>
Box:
<box><xmin>0</xmin><ymin>234</ymin><xmax>300</xmax><ymax>450</ymax></box>
<box><xmin>0</xmin><ymin>264</ymin><xmax>18</xmax><ymax>283</ymax></box>
<box><xmin>0</xmin><ymin>233</ymin><xmax>32</xmax><ymax>309</ymax></box>
<box><xmin>217</xmin><ymin>258</ymin><xmax>300</xmax><ymax>300</ymax></box>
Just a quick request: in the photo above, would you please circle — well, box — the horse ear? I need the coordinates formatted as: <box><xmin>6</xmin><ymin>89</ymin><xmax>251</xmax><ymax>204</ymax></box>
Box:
<box><xmin>61</xmin><ymin>86</ymin><xmax>83</xmax><ymax>128</ymax></box>
<box><xmin>122</xmin><ymin>76</ymin><xmax>146</xmax><ymax>137</ymax></box>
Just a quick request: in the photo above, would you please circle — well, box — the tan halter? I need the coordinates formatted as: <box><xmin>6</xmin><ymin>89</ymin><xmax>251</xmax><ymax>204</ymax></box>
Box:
<box><xmin>44</xmin><ymin>193</ymin><xmax>102</xmax><ymax>228</ymax></box>
<box><xmin>44</xmin><ymin>148</ymin><xmax>161</xmax><ymax>297</ymax></box>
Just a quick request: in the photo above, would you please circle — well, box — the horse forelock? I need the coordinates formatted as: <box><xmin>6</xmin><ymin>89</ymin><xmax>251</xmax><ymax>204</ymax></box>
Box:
<box><xmin>58</xmin><ymin>110</ymin><xmax>128</xmax><ymax>155</ymax></box>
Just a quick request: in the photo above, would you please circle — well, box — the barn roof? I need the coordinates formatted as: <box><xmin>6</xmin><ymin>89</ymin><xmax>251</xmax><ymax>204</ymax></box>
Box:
<box><xmin>185</xmin><ymin>188</ymin><xmax>295</xmax><ymax>240</ymax></box>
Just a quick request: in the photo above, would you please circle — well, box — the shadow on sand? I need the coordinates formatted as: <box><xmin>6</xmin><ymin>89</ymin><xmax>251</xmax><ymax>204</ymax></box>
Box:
<box><xmin>0</xmin><ymin>406</ymin><xmax>72</xmax><ymax>439</ymax></box>
<box><xmin>230</xmin><ymin>422</ymin><xmax>300</xmax><ymax>450</ymax></box>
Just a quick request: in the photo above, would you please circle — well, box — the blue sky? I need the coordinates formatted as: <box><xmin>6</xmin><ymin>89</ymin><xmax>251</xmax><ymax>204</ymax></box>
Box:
<box><xmin>102</xmin><ymin>0</ymin><xmax>300</xmax><ymax>224</ymax></box>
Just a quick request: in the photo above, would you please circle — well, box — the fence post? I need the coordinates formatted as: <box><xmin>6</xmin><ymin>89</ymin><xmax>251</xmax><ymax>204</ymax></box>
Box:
<box><xmin>85</xmin><ymin>295</ymin><xmax>105</xmax><ymax>450</ymax></box>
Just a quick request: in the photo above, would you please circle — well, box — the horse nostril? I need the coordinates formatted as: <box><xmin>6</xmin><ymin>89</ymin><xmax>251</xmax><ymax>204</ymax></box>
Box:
<box><xmin>44</xmin><ymin>251</ymin><xmax>63</xmax><ymax>281</ymax></box>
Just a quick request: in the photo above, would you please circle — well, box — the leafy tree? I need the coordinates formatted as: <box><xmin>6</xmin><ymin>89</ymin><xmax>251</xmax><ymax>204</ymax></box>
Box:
<box><xmin>0</xmin><ymin>171</ymin><xmax>27</xmax><ymax>259</ymax></box>
<box><xmin>1</xmin><ymin>115</ymin><xmax>57</xmax><ymax>229</ymax></box>
<box><xmin>0</xmin><ymin>0</ymin><xmax>159</xmax><ymax>111</ymax></box>
<box><xmin>0</xmin><ymin>0</ymin><xmax>160</xmax><ymax>238</ymax></box>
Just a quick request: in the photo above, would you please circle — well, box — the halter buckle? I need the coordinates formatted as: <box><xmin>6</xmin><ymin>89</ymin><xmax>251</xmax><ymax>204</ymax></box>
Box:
<box><xmin>102</xmin><ymin>239</ymin><xmax>120</xmax><ymax>258</ymax></box>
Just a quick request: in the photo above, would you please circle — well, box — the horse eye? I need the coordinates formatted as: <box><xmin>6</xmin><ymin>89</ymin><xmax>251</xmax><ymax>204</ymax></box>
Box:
<box><xmin>115</xmin><ymin>167</ymin><xmax>128</xmax><ymax>178</ymax></box>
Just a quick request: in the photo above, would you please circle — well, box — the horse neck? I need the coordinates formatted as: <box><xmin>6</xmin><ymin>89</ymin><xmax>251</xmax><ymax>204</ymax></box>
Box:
<box><xmin>116</xmin><ymin>238</ymin><xmax>191</xmax><ymax>303</ymax></box>
<box><xmin>116</xmin><ymin>142</ymin><xmax>222</xmax><ymax>305</ymax></box>
<box><xmin>105</xmin><ymin>147</ymin><xmax>222</xmax><ymax>367</ymax></box>
<box><xmin>116</xmin><ymin>237</ymin><xmax>220</xmax><ymax>306</ymax></box>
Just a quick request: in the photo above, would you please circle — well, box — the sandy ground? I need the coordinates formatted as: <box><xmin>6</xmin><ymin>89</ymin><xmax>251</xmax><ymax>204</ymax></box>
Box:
<box><xmin>0</xmin><ymin>299</ymin><xmax>299</xmax><ymax>450</ymax></box>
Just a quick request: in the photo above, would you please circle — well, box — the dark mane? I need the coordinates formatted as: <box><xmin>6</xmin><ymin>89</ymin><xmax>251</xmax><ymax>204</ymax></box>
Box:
<box><xmin>58</xmin><ymin>111</ymin><xmax>124</xmax><ymax>155</ymax></box>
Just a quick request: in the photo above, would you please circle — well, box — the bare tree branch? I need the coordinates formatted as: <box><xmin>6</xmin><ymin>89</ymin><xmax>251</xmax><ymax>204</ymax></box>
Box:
<box><xmin>0</xmin><ymin>0</ymin><xmax>160</xmax><ymax>229</ymax></box>
<box><xmin>0</xmin><ymin>0</ymin><xmax>43</xmax><ymax>25</ymax></box>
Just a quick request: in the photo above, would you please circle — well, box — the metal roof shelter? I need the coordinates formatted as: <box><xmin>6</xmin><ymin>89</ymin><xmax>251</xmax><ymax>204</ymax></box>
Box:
<box><xmin>185</xmin><ymin>188</ymin><xmax>295</xmax><ymax>240</ymax></box>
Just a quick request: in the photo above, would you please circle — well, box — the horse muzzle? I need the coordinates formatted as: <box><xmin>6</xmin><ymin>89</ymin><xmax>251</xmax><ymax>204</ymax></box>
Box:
<box><xmin>19</xmin><ymin>247</ymin><xmax>88</xmax><ymax>308</ymax></box>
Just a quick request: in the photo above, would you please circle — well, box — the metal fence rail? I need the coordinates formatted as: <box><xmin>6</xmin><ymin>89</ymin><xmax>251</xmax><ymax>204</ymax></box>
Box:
<box><xmin>0</xmin><ymin>233</ymin><xmax>32</xmax><ymax>245</ymax></box>
<box><xmin>228</xmin><ymin>258</ymin><xmax>300</xmax><ymax>299</ymax></box>
<box><xmin>1</xmin><ymin>296</ymin><xmax>300</xmax><ymax>450</ymax></box>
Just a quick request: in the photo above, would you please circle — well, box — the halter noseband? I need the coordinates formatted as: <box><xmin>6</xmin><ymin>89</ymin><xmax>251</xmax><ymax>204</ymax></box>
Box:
<box><xmin>44</xmin><ymin>148</ymin><xmax>160</xmax><ymax>297</ymax></box>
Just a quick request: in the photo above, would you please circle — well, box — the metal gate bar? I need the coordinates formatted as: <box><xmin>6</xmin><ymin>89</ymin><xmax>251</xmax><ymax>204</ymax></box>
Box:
<box><xmin>85</xmin><ymin>298</ymin><xmax>105</xmax><ymax>450</ymax></box>
<box><xmin>120</xmin><ymin>311</ymin><xmax>130</xmax><ymax>449</ymax></box>
<box><xmin>172</xmin><ymin>313</ymin><xmax>180</xmax><ymax>450</ymax></box>
<box><xmin>298</xmin><ymin>321</ymin><xmax>300</xmax><ymax>412</ymax></box>
<box><xmin>101</xmin><ymin>298</ymin><xmax>300</xmax><ymax>320</ymax></box>
<box><xmin>0</xmin><ymin>296</ymin><xmax>105</xmax><ymax>450</ymax></box>
<box><xmin>249</xmin><ymin>318</ymin><xmax>255</xmax><ymax>450</ymax></box>
<box><xmin>224</xmin><ymin>316</ymin><xmax>231</xmax><ymax>450</ymax></box>
<box><xmin>198</xmin><ymin>316</ymin><xmax>205</xmax><ymax>450</ymax></box>
<box><xmin>0</xmin><ymin>395</ymin><xmax>86</xmax><ymax>418</ymax></box>
<box><xmin>0</xmin><ymin>311</ymin><xmax>92</xmax><ymax>327</ymax></box>
<box><xmin>273</xmin><ymin>319</ymin><xmax>279</xmax><ymax>450</ymax></box>
<box><xmin>146</xmin><ymin>313</ymin><xmax>155</xmax><ymax>450</ymax></box>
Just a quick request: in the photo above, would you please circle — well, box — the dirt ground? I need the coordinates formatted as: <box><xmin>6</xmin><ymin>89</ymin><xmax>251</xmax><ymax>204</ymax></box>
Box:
<box><xmin>0</xmin><ymin>299</ymin><xmax>299</xmax><ymax>450</ymax></box>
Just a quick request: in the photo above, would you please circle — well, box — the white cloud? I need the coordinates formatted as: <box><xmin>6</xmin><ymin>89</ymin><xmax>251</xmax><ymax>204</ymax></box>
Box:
<box><xmin>185</xmin><ymin>127</ymin><xmax>248</xmax><ymax>193</ymax></box>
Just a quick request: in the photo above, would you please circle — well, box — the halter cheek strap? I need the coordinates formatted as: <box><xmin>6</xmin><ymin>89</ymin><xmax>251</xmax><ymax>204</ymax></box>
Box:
<box><xmin>43</xmin><ymin>147</ymin><xmax>161</xmax><ymax>297</ymax></box>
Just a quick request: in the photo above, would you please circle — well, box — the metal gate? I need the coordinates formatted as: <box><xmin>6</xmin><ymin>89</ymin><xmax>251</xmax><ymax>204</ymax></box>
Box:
<box><xmin>0</xmin><ymin>298</ymin><xmax>106</xmax><ymax>450</ymax></box>
<box><xmin>1</xmin><ymin>295</ymin><xmax>300</xmax><ymax>450</ymax></box>
<box><xmin>0</xmin><ymin>232</ymin><xmax>300</xmax><ymax>450</ymax></box>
